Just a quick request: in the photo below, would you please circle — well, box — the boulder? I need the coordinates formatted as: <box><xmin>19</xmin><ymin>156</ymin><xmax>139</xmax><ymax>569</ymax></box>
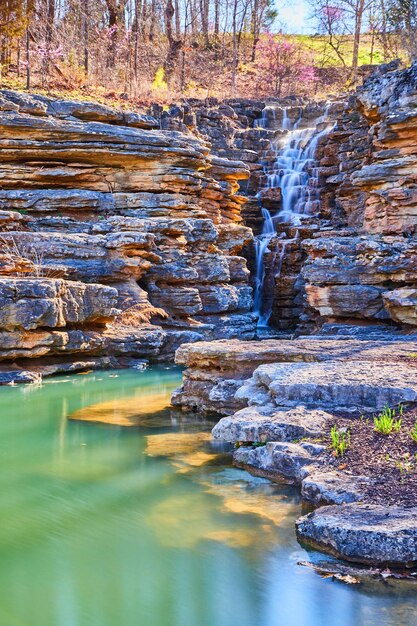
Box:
<box><xmin>383</xmin><ymin>288</ymin><xmax>417</xmax><ymax>326</ymax></box>
<box><xmin>212</xmin><ymin>406</ymin><xmax>330</xmax><ymax>442</ymax></box>
<box><xmin>296</xmin><ymin>503</ymin><xmax>417</xmax><ymax>567</ymax></box>
<box><xmin>234</xmin><ymin>441</ymin><xmax>325</xmax><ymax>482</ymax></box>
<box><xmin>301</xmin><ymin>471</ymin><xmax>373</xmax><ymax>505</ymax></box>
<box><xmin>237</xmin><ymin>360</ymin><xmax>417</xmax><ymax>411</ymax></box>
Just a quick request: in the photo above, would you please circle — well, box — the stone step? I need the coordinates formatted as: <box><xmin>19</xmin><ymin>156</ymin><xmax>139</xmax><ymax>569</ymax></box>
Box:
<box><xmin>233</xmin><ymin>441</ymin><xmax>325</xmax><ymax>483</ymax></box>
<box><xmin>296</xmin><ymin>503</ymin><xmax>417</xmax><ymax>567</ymax></box>
<box><xmin>236</xmin><ymin>361</ymin><xmax>417</xmax><ymax>411</ymax></box>
<box><xmin>212</xmin><ymin>406</ymin><xmax>331</xmax><ymax>443</ymax></box>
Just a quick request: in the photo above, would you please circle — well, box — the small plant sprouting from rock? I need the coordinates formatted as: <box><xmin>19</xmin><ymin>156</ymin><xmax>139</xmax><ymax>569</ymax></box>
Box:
<box><xmin>329</xmin><ymin>425</ymin><xmax>350</xmax><ymax>458</ymax></box>
<box><xmin>410</xmin><ymin>421</ymin><xmax>417</xmax><ymax>444</ymax></box>
<box><xmin>373</xmin><ymin>405</ymin><xmax>403</xmax><ymax>435</ymax></box>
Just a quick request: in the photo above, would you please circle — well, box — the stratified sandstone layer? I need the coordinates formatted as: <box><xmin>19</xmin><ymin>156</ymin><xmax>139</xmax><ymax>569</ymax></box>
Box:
<box><xmin>302</xmin><ymin>62</ymin><xmax>417</xmax><ymax>330</ymax></box>
<box><xmin>0</xmin><ymin>90</ymin><xmax>255</xmax><ymax>380</ymax></box>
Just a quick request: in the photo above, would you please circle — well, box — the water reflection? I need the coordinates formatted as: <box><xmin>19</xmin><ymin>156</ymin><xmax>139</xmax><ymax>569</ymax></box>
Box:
<box><xmin>0</xmin><ymin>368</ymin><xmax>415</xmax><ymax>626</ymax></box>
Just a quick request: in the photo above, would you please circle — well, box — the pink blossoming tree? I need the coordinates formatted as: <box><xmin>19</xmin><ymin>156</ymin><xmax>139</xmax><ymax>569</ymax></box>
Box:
<box><xmin>254</xmin><ymin>33</ymin><xmax>317</xmax><ymax>97</ymax></box>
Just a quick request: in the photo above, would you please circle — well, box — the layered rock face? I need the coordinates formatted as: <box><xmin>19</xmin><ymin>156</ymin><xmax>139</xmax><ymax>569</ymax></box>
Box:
<box><xmin>160</xmin><ymin>63</ymin><xmax>417</xmax><ymax>332</ymax></box>
<box><xmin>159</xmin><ymin>98</ymin><xmax>338</xmax><ymax>329</ymax></box>
<box><xmin>0</xmin><ymin>90</ymin><xmax>254</xmax><ymax>376</ymax></box>
<box><xmin>303</xmin><ymin>62</ymin><xmax>417</xmax><ymax>330</ymax></box>
<box><xmin>172</xmin><ymin>335</ymin><xmax>417</xmax><ymax>414</ymax></box>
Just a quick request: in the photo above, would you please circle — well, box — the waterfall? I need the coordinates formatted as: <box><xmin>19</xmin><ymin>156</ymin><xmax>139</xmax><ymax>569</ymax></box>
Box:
<box><xmin>253</xmin><ymin>105</ymin><xmax>334</xmax><ymax>328</ymax></box>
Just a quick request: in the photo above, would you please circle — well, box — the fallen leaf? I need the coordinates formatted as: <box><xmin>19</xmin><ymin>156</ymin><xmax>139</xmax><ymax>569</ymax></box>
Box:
<box><xmin>334</xmin><ymin>574</ymin><xmax>360</xmax><ymax>584</ymax></box>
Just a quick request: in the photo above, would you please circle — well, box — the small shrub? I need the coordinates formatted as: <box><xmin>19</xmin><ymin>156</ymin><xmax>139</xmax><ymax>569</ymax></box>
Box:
<box><xmin>329</xmin><ymin>425</ymin><xmax>350</xmax><ymax>457</ymax></box>
<box><xmin>374</xmin><ymin>405</ymin><xmax>403</xmax><ymax>435</ymax></box>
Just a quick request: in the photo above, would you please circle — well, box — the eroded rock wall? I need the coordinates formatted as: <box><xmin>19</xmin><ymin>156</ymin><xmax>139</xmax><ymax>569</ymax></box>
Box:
<box><xmin>162</xmin><ymin>64</ymin><xmax>417</xmax><ymax>332</ymax></box>
<box><xmin>0</xmin><ymin>90</ymin><xmax>255</xmax><ymax>375</ymax></box>
<box><xmin>303</xmin><ymin>61</ymin><xmax>417</xmax><ymax>329</ymax></box>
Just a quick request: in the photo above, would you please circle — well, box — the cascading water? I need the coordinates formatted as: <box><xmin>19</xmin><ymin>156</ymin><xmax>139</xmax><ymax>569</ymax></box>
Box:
<box><xmin>253</xmin><ymin>105</ymin><xmax>334</xmax><ymax>328</ymax></box>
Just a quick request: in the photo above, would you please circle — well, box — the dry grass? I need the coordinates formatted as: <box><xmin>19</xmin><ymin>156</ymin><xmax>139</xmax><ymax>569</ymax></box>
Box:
<box><xmin>0</xmin><ymin>236</ymin><xmax>63</xmax><ymax>279</ymax></box>
<box><xmin>109</xmin><ymin>302</ymin><xmax>168</xmax><ymax>328</ymax></box>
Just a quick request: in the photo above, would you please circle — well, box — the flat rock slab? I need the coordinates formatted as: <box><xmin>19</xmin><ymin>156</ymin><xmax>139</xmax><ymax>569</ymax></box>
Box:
<box><xmin>233</xmin><ymin>441</ymin><xmax>326</xmax><ymax>483</ymax></box>
<box><xmin>296</xmin><ymin>503</ymin><xmax>417</xmax><ymax>567</ymax></box>
<box><xmin>0</xmin><ymin>369</ymin><xmax>41</xmax><ymax>385</ymax></box>
<box><xmin>212</xmin><ymin>406</ymin><xmax>330</xmax><ymax>442</ymax></box>
<box><xmin>301</xmin><ymin>471</ymin><xmax>373</xmax><ymax>505</ymax></box>
<box><xmin>175</xmin><ymin>337</ymin><xmax>417</xmax><ymax>371</ymax></box>
<box><xmin>237</xmin><ymin>361</ymin><xmax>417</xmax><ymax>411</ymax></box>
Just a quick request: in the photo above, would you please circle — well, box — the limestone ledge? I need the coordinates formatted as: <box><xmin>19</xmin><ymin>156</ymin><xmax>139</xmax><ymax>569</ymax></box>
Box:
<box><xmin>0</xmin><ymin>89</ymin><xmax>255</xmax><ymax>371</ymax></box>
<box><xmin>0</xmin><ymin>277</ymin><xmax>118</xmax><ymax>331</ymax></box>
<box><xmin>173</xmin><ymin>337</ymin><xmax>417</xmax><ymax>414</ymax></box>
<box><xmin>296</xmin><ymin>504</ymin><xmax>417</xmax><ymax>567</ymax></box>
<box><xmin>173</xmin><ymin>335</ymin><xmax>417</xmax><ymax>566</ymax></box>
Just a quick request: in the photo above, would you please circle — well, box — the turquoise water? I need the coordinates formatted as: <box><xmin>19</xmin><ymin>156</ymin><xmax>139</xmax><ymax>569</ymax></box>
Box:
<box><xmin>0</xmin><ymin>366</ymin><xmax>416</xmax><ymax>626</ymax></box>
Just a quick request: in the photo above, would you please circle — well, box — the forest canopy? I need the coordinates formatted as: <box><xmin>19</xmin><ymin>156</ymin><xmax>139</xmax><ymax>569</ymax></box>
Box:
<box><xmin>0</xmin><ymin>0</ymin><xmax>413</xmax><ymax>103</ymax></box>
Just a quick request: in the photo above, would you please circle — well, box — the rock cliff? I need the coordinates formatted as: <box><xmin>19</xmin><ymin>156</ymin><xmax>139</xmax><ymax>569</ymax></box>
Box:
<box><xmin>160</xmin><ymin>63</ymin><xmax>417</xmax><ymax>332</ymax></box>
<box><xmin>0</xmin><ymin>90</ymin><xmax>254</xmax><ymax>379</ymax></box>
<box><xmin>303</xmin><ymin>61</ymin><xmax>417</xmax><ymax>330</ymax></box>
<box><xmin>3</xmin><ymin>62</ymin><xmax>417</xmax><ymax>381</ymax></box>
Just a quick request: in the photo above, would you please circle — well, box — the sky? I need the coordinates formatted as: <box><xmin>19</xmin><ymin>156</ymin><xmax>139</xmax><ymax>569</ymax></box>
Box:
<box><xmin>276</xmin><ymin>0</ymin><xmax>316</xmax><ymax>34</ymax></box>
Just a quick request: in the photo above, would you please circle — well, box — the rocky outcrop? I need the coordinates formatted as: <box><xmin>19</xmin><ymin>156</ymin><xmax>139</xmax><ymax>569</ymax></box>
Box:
<box><xmin>173</xmin><ymin>336</ymin><xmax>417</xmax><ymax>414</ymax></box>
<box><xmin>0</xmin><ymin>90</ymin><xmax>254</xmax><ymax>378</ymax></box>
<box><xmin>296</xmin><ymin>504</ymin><xmax>417</xmax><ymax>567</ymax></box>
<box><xmin>302</xmin><ymin>62</ymin><xmax>417</xmax><ymax>330</ymax></box>
<box><xmin>212</xmin><ymin>406</ymin><xmax>330</xmax><ymax>442</ymax></box>
<box><xmin>173</xmin><ymin>333</ymin><xmax>417</xmax><ymax>566</ymax></box>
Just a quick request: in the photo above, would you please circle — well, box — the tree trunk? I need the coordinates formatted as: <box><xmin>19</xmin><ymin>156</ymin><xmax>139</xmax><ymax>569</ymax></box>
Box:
<box><xmin>44</xmin><ymin>0</ymin><xmax>55</xmax><ymax>86</ymax></box>
<box><xmin>25</xmin><ymin>26</ymin><xmax>30</xmax><ymax>90</ymax></box>
<box><xmin>106</xmin><ymin>0</ymin><xmax>118</xmax><ymax>66</ymax></box>
<box><xmin>133</xmin><ymin>0</ymin><xmax>141</xmax><ymax>80</ymax></box>
<box><xmin>214</xmin><ymin>0</ymin><xmax>219</xmax><ymax>38</ymax></box>
<box><xmin>199</xmin><ymin>0</ymin><xmax>209</xmax><ymax>46</ymax></box>
<box><xmin>82</xmin><ymin>0</ymin><xmax>89</xmax><ymax>76</ymax></box>
<box><xmin>174</xmin><ymin>0</ymin><xmax>180</xmax><ymax>37</ymax></box>
<box><xmin>190</xmin><ymin>0</ymin><xmax>198</xmax><ymax>37</ymax></box>
<box><xmin>251</xmin><ymin>0</ymin><xmax>259</xmax><ymax>61</ymax></box>
<box><xmin>164</xmin><ymin>0</ymin><xmax>182</xmax><ymax>82</ymax></box>
<box><xmin>149</xmin><ymin>0</ymin><xmax>156</xmax><ymax>41</ymax></box>
<box><xmin>231</xmin><ymin>0</ymin><xmax>238</xmax><ymax>93</ymax></box>
<box><xmin>352</xmin><ymin>0</ymin><xmax>365</xmax><ymax>82</ymax></box>
<box><xmin>379</xmin><ymin>0</ymin><xmax>389</xmax><ymax>62</ymax></box>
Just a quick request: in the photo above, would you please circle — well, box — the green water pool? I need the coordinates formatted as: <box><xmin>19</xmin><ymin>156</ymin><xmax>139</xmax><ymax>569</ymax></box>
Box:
<box><xmin>0</xmin><ymin>366</ymin><xmax>416</xmax><ymax>626</ymax></box>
